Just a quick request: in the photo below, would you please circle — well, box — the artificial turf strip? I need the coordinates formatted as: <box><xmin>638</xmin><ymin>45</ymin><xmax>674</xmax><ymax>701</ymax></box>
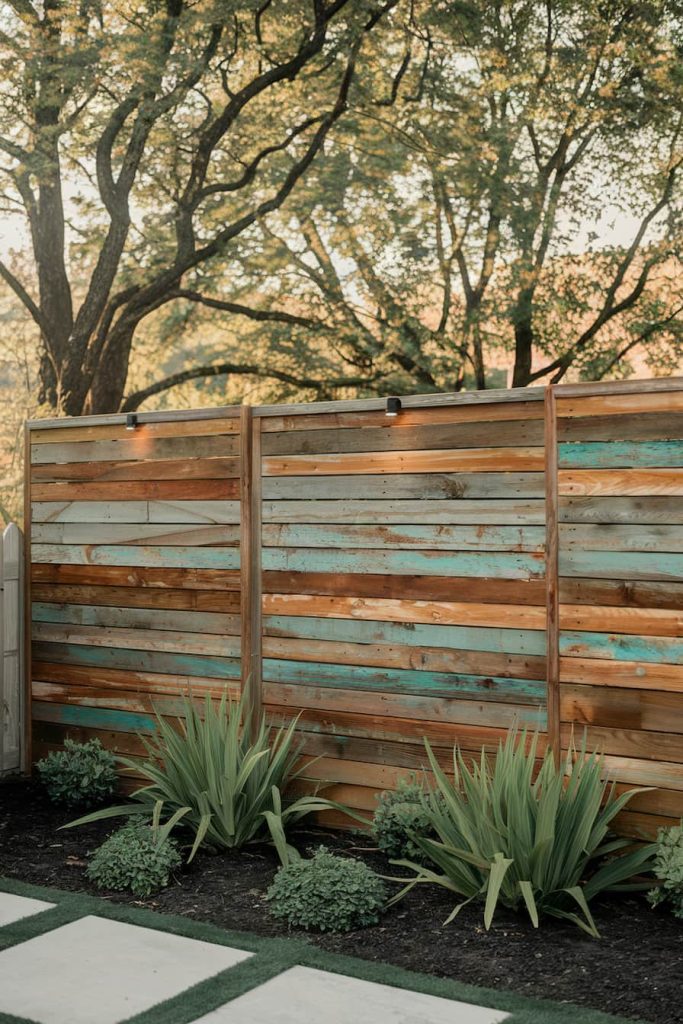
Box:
<box><xmin>0</xmin><ymin>876</ymin><xmax>646</xmax><ymax>1024</ymax></box>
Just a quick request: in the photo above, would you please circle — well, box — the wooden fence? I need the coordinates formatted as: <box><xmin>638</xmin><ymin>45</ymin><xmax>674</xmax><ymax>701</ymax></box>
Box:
<box><xmin>1</xmin><ymin>522</ymin><xmax>24</xmax><ymax>774</ymax></box>
<box><xmin>25</xmin><ymin>379</ymin><xmax>683</xmax><ymax>838</ymax></box>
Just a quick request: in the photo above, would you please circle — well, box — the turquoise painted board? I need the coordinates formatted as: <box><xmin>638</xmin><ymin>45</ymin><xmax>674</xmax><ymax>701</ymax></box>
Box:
<box><xmin>33</xmin><ymin>641</ymin><xmax>241</xmax><ymax>678</ymax></box>
<box><xmin>263</xmin><ymin>615</ymin><xmax>547</xmax><ymax>656</ymax></box>
<box><xmin>559</xmin><ymin>550</ymin><xmax>683</xmax><ymax>581</ymax></box>
<box><xmin>31</xmin><ymin>544</ymin><xmax>241</xmax><ymax>569</ymax></box>
<box><xmin>261</xmin><ymin>523</ymin><xmax>546</xmax><ymax>552</ymax></box>
<box><xmin>33</xmin><ymin>701</ymin><xmax>156</xmax><ymax>734</ymax></box>
<box><xmin>262</xmin><ymin>658</ymin><xmax>546</xmax><ymax>703</ymax></box>
<box><xmin>31</xmin><ymin>602</ymin><xmax>236</xmax><ymax>635</ymax></box>
<box><xmin>559</xmin><ymin>440</ymin><xmax>683</xmax><ymax>469</ymax></box>
<box><xmin>560</xmin><ymin>631</ymin><xmax>683</xmax><ymax>664</ymax></box>
<box><xmin>262</xmin><ymin>499</ymin><xmax>546</xmax><ymax>525</ymax></box>
<box><xmin>262</xmin><ymin>548</ymin><xmax>544</xmax><ymax>579</ymax></box>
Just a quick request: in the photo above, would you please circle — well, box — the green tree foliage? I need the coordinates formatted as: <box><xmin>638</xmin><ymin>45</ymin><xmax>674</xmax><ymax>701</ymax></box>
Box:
<box><xmin>0</xmin><ymin>0</ymin><xmax>399</xmax><ymax>414</ymax></box>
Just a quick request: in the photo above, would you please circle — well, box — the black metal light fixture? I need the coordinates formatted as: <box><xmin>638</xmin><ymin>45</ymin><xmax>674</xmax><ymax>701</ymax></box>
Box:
<box><xmin>125</xmin><ymin>413</ymin><xmax>138</xmax><ymax>431</ymax></box>
<box><xmin>385</xmin><ymin>397</ymin><xmax>402</xmax><ymax>417</ymax></box>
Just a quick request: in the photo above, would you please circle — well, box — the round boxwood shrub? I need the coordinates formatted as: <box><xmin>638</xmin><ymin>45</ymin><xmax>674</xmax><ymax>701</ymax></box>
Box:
<box><xmin>372</xmin><ymin>777</ymin><xmax>434</xmax><ymax>862</ymax></box>
<box><xmin>267</xmin><ymin>846</ymin><xmax>386</xmax><ymax>932</ymax></box>
<box><xmin>36</xmin><ymin>738</ymin><xmax>117</xmax><ymax>809</ymax></box>
<box><xmin>87</xmin><ymin>823</ymin><xmax>182</xmax><ymax>897</ymax></box>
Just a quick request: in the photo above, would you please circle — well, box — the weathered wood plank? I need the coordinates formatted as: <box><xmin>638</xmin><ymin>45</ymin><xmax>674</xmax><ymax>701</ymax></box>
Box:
<box><xmin>560</xmin><ymin>630</ymin><xmax>683</xmax><ymax>664</ymax></box>
<box><xmin>559</xmin><ymin>496</ymin><xmax>683</xmax><ymax>524</ymax></box>
<box><xmin>262</xmin><ymin>473</ymin><xmax>544</xmax><ymax>501</ymax></box>
<box><xmin>33</xmin><ymin>660</ymin><xmax>240</xmax><ymax>697</ymax></box>
<box><xmin>598</xmin><ymin>754</ymin><xmax>683</xmax><ymax>791</ymax></box>
<box><xmin>262</xmin><ymin>635</ymin><xmax>547</xmax><ymax>680</ymax></box>
<box><xmin>556</xmin><ymin>390</ymin><xmax>683</xmax><ymax>418</ymax></box>
<box><xmin>262</xmin><ymin>418</ymin><xmax>544</xmax><ymax>456</ymax></box>
<box><xmin>560</xmin><ymin>523</ymin><xmax>683</xmax><ymax>552</ymax></box>
<box><xmin>263</xmin><ymin>447</ymin><xmax>545</xmax><ymax>476</ymax></box>
<box><xmin>560</xmin><ymin>723</ymin><xmax>683</xmax><ymax>763</ymax></box>
<box><xmin>560</xmin><ymin>604</ymin><xmax>683</xmax><ymax>637</ymax></box>
<box><xmin>31</xmin><ymin>582</ymin><xmax>241</xmax><ymax>613</ymax></box>
<box><xmin>33</xmin><ymin>640</ymin><xmax>241</xmax><ymax>678</ymax></box>
<box><xmin>32</xmin><ymin>602</ymin><xmax>239</xmax><ymax>635</ymax></box>
<box><xmin>262</xmin><ymin>547</ymin><xmax>544</xmax><ymax>579</ymax></box>
<box><xmin>262</xmin><ymin>571</ymin><xmax>546</xmax><ymax>605</ymax></box>
<box><xmin>260</xmin><ymin>401</ymin><xmax>544</xmax><ymax>433</ymax></box>
<box><xmin>561</xmin><ymin>684</ymin><xmax>683</xmax><ymax>735</ymax></box>
<box><xmin>264</xmin><ymin>613</ymin><xmax>547</xmax><ymax>656</ymax></box>
<box><xmin>559</xmin><ymin>656</ymin><xmax>683</xmax><ymax>692</ymax></box>
<box><xmin>263</xmin><ymin>498</ymin><xmax>546</xmax><ymax>524</ymax></box>
<box><xmin>559</xmin><ymin>577</ymin><xmax>683</xmax><ymax>609</ymax></box>
<box><xmin>32</xmin><ymin>523</ymin><xmax>240</xmax><ymax>547</ymax></box>
<box><xmin>31</xmin><ymin>500</ymin><xmax>241</xmax><ymax>524</ymax></box>
<box><xmin>32</xmin><ymin>621</ymin><xmax>241</xmax><ymax>657</ymax></box>
<box><xmin>32</xmin><ymin>701</ymin><xmax>156</xmax><ymax>734</ymax></box>
<box><xmin>263</xmin><ymin>657</ymin><xmax>546</xmax><ymax>708</ymax></box>
<box><xmin>31</xmin><ymin>544</ymin><xmax>241</xmax><ymax>569</ymax></box>
<box><xmin>31</xmin><ymin>480</ymin><xmax>240</xmax><ymax>501</ymax></box>
<box><xmin>31</xmin><ymin>563</ymin><xmax>240</xmax><ymax>591</ymax></box>
<box><xmin>261</xmin><ymin>523</ymin><xmax>545</xmax><ymax>552</ymax></box>
<box><xmin>559</xmin><ymin>550</ymin><xmax>683</xmax><ymax>582</ymax></box>
<box><xmin>30</xmin><ymin>416</ymin><xmax>240</xmax><ymax>443</ymax></box>
<box><xmin>30</xmin><ymin>456</ymin><xmax>239</xmax><ymax>483</ymax></box>
<box><xmin>558</xmin><ymin>412</ymin><xmax>683</xmax><ymax>443</ymax></box>
<box><xmin>31</xmin><ymin>434</ymin><xmax>239</xmax><ymax>465</ymax></box>
<box><xmin>558</xmin><ymin>469</ymin><xmax>683</xmax><ymax>497</ymax></box>
<box><xmin>559</xmin><ymin>440</ymin><xmax>683</xmax><ymax>469</ymax></box>
<box><xmin>262</xmin><ymin>593</ymin><xmax>547</xmax><ymax>630</ymax></box>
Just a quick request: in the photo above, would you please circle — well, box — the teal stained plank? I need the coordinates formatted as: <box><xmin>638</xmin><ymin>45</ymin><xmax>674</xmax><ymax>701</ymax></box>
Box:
<box><xmin>31</xmin><ymin>544</ymin><xmax>240</xmax><ymax>569</ymax></box>
<box><xmin>263</xmin><ymin>615</ymin><xmax>547</xmax><ymax>656</ymax></box>
<box><xmin>32</xmin><ymin>641</ymin><xmax>241</xmax><ymax>678</ymax></box>
<box><xmin>559</xmin><ymin>440</ymin><xmax>683</xmax><ymax>468</ymax></box>
<box><xmin>560</xmin><ymin>631</ymin><xmax>683</xmax><ymax>664</ymax></box>
<box><xmin>261</xmin><ymin>523</ymin><xmax>545</xmax><ymax>552</ymax></box>
<box><xmin>560</xmin><ymin>550</ymin><xmax>683</xmax><ymax>581</ymax></box>
<box><xmin>31</xmin><ymin>602</ymin><xmax>234</xmax><ymax>635</ymax></box>
<box><xmin>262</xmin><ymin>658</ymin><xmax>546</xmax><ymax>703</ymax></box>
<box><xmin>32</xmin><ymin>701</ymin><xmax>155</xmax><ymax>734</ymax></box>
<box><xmin>262</xmin><ymin>548</ymin><xmax>543</xmax><ymax>579</ymax></box>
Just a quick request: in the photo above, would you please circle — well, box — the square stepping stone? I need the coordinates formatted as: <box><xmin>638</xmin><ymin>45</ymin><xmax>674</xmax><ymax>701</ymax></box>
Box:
<box><xmin>192</xmin><ymin>965</ymin><xmax>509</xmax><ymax>1023</ymax></box>
<box><xmin>0</xmin><ymin>914</ymin><xmax>252</xmax><ymax>1024</ymax></box>
<box><xmin>0</xmin><ymin>891</ymin><xmax>54</xmax><ymax>927</ymax></box>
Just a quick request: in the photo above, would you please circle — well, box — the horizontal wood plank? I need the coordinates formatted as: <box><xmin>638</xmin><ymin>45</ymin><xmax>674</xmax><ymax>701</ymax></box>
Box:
<box><xmin>263</xmin><ymin>447</ymin><xmax>545</xmax><ymax>476</ymax></box>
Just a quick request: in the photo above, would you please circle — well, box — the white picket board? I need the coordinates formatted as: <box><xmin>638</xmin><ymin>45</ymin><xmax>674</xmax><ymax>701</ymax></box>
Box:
<box><xmin>1</xmin><ymin>523</ymin><xmax>24</xmax><ymax>774</ymax></box>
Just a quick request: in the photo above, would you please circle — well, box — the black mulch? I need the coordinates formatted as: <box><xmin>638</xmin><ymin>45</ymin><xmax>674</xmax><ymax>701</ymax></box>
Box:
<box><xmin>1</xmin><ymin>779</ymin><xmax>681</xmax><ymax>1024</ymax></box>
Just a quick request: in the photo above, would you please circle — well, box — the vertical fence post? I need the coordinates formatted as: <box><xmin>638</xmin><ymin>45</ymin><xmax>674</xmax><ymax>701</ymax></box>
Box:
<box><xmin>240</xmin><ymin>405</ymin><xmax>263</xmax><ymax>736</ymax></box>
<box><xmin>544</xmin><ymin>385</ymin><xmax>561</xmax><ymax>767</ymax></box>
<box><xmin>1</xmin><ymin>522</ymin><xmax>24</xmax><ymax>774</ymax></box>
<box><xmin>23</xmin><ymin>422</ymin><xmax>31</xmax><ymax>772</ymax></box>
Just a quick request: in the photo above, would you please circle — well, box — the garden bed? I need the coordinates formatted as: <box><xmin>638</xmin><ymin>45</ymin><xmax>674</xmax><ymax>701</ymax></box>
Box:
<box><xmin>1</xmin><ymin>778</ymin><xmax>680</xmax><ymax>1024</ymax></box>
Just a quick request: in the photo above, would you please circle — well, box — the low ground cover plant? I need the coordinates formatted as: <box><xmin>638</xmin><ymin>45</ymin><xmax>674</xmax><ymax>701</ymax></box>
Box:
<box><xmin>65</xmin><ymin>688</ymin><xmax>351</xmax><ymax>864</ymax></box>
<box><xmin>373</xmin><ymin>776</ymin><xmax>435</xmax><ymax>862</ymax></box>
<box><xmin>388</xmin><ymin>731</ymin><xmax>655</xmax><ymax>937</ymax></box>
<box><xmin>648</xmin><ymin>820</ymin><xmax>683</xmax><ymax>919</ymax></box>
<box><xmin>268</xmin><ymin>845</ymin><xmax>386</xmax><ymax>932</ymax></box>
<box><xmin>36</xmin><ymin>738</ymin><xmax>117</xmax><ymax>809</ymax></box>
<box><xmin>87</xmin><ymin>820</ymin><xmax>181</xmax><ymax>897</ymax></box>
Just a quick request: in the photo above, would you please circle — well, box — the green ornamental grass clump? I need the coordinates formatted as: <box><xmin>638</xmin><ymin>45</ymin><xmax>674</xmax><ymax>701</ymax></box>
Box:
<box><xmin>87</xmin><ymin>822</ymin><xmax>181</xmax><ymax>897</ymax></box>
<box><xmin>389</xmin><ymin>730</ymin><xmax>656</xmax><ymax>937</ymax></box>
<box><xmin>373</xmin><ymin>776</ymin><xmax>435</xmax><ymax>862</ymax></box>
<box><xmin>648</xmin><ymin>821</ymin><xmax>683</xmax><ymax>919</ymax></box>
<box><xmin>36</xmin><ymin>738</ymin><xmax>117</xmax><ymax>809</ymax></box>
<box><xmin>267</xmin><ymin>846</ymin><xmax>386</xmax><ymax>932</ymax></box>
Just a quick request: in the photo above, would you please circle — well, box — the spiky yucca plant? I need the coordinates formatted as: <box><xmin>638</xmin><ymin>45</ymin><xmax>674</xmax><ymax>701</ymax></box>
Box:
<box><xmin>389</xmin><ymin>731</ymin><xmax>655</xmax><ymax>937</ymax></box>
<box><xmin>65</xmin><ymin>688</ymin><xmax>340</xmax><ymax>865</ymax></box>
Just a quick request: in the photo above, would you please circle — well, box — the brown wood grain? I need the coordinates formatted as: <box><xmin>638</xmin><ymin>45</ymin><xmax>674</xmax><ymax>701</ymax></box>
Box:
<box><xmin>263</xmin><ymin>447</ymin><xmax>545</xmax><ymax>476</ymax></box>
<box><xmin>556</xmin><ymin>387</ymin><xmax>683</xmax><ymax>416</ymax></box>
<box><xmin>560</xmin><ymin>684</ymin><xmax>683</xmax><ymax>735</ymax></box>
<box><xmin>560</xmin><ymin>723</ymin><xmax>683</xmax><ymax>762</ymax></box>
<box><xmin>559</xmin><ymin>576</ymin><xmax>683</xmax><ymax>610</ymax></box>
<box><xmin>260</xmin><ymin>401</ymin><xmax>544</xmax><ymax>433</ymax></box>
<box><xmin>31</xmin><ymin>582</ymin><xmax>241</xmax><ymax>613</ymax></box>
<box><xmin>30</xmin><ymin>457</ymin><xmax>239</xmax><ymax>483</ymax></box>
<box><xmin>558</xmin><ymin>412</ymin><xmax>683</xmax><ymax>443</ymax></box>
<box><xmin>559</xmin><ymin>604</ymin><xmax>683</xmax><ymax>637</ymax></box>
<box><xmin>31</xmin><ymin>563</ymin><xmax>241</xmax><ymax>591</ymax></box>
<box><xmin>31</xmin><ymin>480</ymin><xmax>240</xmax><ymax>501</ymax></box>
<box><xmin>559</xmin><ymin>656</ymin><xmax>683</xmax><ymax>692</ymax></box>
<box><xmin>558</xmin><ymin>469</ymin><xmax>683</xmax><ymax>497</ymax></box>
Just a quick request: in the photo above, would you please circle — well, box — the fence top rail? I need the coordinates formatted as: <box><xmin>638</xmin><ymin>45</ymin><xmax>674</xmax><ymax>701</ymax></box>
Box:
<box><xmin>24</xmin><ymin>375</ymin><xmax>683</xmax><ymax>432</ymax></box>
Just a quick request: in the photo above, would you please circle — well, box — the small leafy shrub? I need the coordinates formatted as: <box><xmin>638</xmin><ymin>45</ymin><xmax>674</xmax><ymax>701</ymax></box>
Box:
<box><xmin>66</xmin><ymin>689</ymin><xmax>355</xmax><ymax>864</ymax></box>
<box><xmin>389</xmin><ymin>731</ymin><xmax>656</xmax><ymax>937</ymax></box>
<box><xmin>648</xmin><ymin>821</ymin><xmax>683</xmax><ymax>919</ymax></box>
<box><xmin>36</xmin><ymin>738</ymin><xmax>117</xmax><ymax>808</ymax></box>
<box><xmin>267</xmin><ymin>846</ymin><xmax>386</xmax><ymax>932</ymax></box>
<box><xmin>373</xmin><ymin>777</ymin><xmax>434</xmax><ymax>861</ymax></box>
<box><xmin>87</xmin><ymin>822</ymin><xmax>181</xmax><ymax>897</ymax></box>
